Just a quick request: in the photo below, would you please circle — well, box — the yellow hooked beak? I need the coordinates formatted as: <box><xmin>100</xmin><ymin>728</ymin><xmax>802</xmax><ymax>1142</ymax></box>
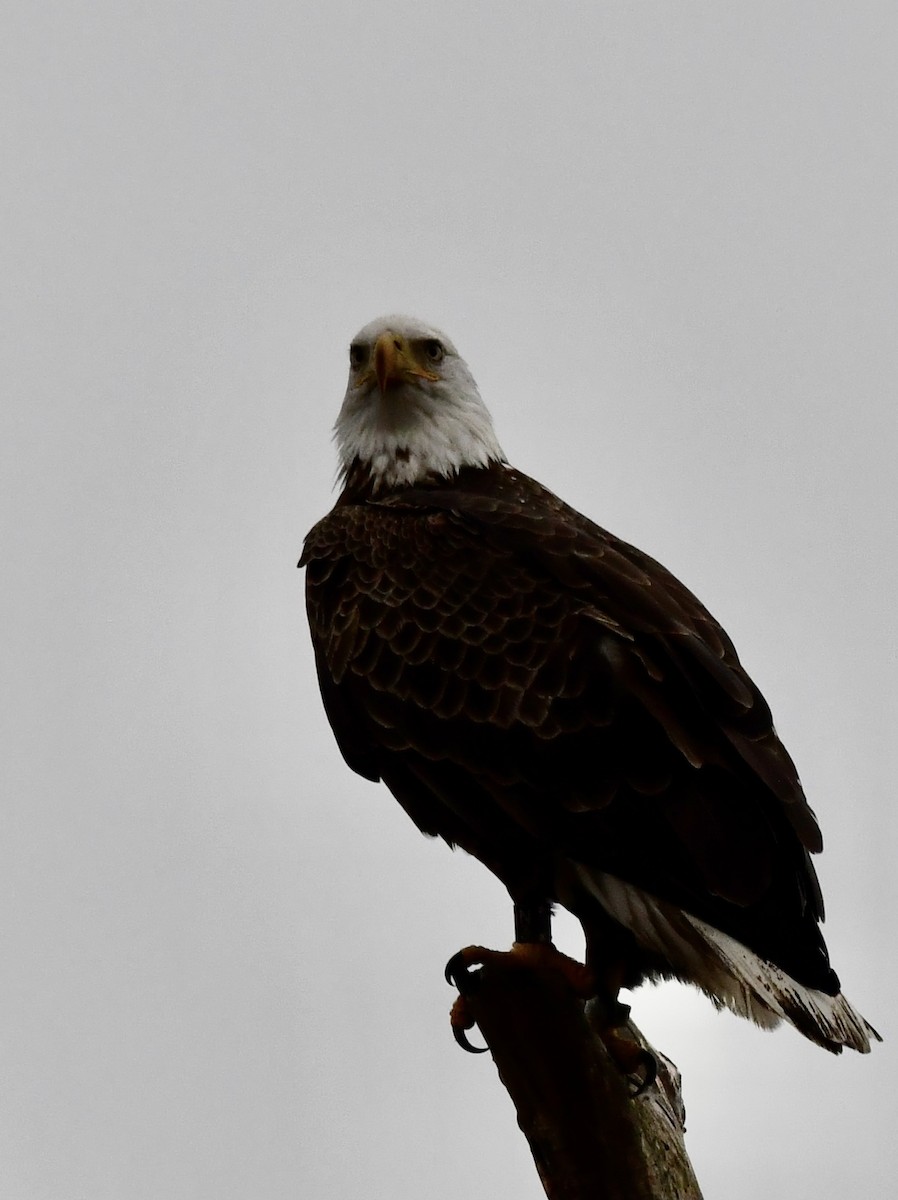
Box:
<box><xmin>373</xmin><ymin>331</ymin><xmax>439</xmax><ymax>395</ymax></box>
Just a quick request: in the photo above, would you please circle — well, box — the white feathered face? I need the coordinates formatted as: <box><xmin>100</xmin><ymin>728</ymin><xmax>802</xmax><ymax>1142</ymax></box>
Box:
<box><xmin>334</xmin><ymin>315</ymin><xmax>505</xmax><ymax>490</ymax></box>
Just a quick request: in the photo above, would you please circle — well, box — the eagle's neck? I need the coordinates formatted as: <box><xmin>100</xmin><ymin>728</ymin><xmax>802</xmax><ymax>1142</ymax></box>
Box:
<box><xmin>334</xmin><ymin>381</ymin><xmax>505</xmax><ymax>494</ymax></box>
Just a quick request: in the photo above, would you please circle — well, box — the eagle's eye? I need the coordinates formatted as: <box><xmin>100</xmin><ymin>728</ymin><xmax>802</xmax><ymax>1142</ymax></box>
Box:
<box><xmin>349</xmin><ymin>343</ymin><xmax>368</xmax><ymax>370</ymax></box>
<box><xmin>422</xmin><ymin>339</ymin><xmax>444</xmax><ymax>364</ymax></box>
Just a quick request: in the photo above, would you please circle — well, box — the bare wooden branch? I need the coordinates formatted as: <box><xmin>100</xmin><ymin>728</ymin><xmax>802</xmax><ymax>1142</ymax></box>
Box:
<box><xmin>458</xmin><ymin>954</ymin><xmax>702</xmax><ymax>1200</ymax></box>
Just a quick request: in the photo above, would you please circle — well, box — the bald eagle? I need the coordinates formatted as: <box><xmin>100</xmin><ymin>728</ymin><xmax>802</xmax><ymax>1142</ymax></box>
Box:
<box><xmin>301</xmin><ymin>315</ymin><xmax>878</xmax><ymax>1054</ymax></box>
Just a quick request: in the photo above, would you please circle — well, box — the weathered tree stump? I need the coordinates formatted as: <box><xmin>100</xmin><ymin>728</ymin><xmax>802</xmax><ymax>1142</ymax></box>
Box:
<box><xmin>454</xmin><ymin>951</ymin><xmax>702</xmax><ymax>1200</ymax></box>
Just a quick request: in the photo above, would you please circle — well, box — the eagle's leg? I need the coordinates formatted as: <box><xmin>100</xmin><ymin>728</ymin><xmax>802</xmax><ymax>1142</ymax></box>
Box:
<box><xmin>584</xmin><ymin>942</ymin><xmax>658</xmax><ymax>1095</ymax></box>
<box><xmin>513</xmin><ymin>898</ymin><xmax>553</xmax><ymax>944</ymax></box>
<box><xmin>585</xmin><ymin>956</ymin><xmax>633</xmax><ymax>1027</ymax></box>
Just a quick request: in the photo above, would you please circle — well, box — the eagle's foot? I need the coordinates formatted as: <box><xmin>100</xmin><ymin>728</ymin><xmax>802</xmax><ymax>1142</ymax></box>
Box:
<box><xmin>449</xmin><ymin>994</ymin><xmax>489</xmax><ymax>1054</ymax></box>
<box><xmin>597</xmin><ymin>1021</ymin><xmax>658</xmax><ymax>1097</ymax></box>
<box><xmin>507</xmin><ymin>941</ymin><xmax>597</xmax><ymax>995</ymax></box>
<box><xmin>445</xmin><ymin>941</ymin><xmax>595</xmax><ymax>995</ymax></box>
<box><xmin>445</xmin><ymin>942</ymin><xmax>598</xmax><ymax>1054</ymax></box>
<box><xmin>445</xmin><ymin>945</ymin><xmax>493</xmax><ymax>1053</ymax></box>
<box><xmin>444</xmin><ymin>944</ymin><xmax>494</xmax><ymax>992</ymax></box>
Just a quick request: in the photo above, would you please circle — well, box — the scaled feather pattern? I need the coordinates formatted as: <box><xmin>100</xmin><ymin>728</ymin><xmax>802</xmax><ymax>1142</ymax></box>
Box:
<box><xmin>301</xmin><ymin>315</ymin><xmax>879</xmax><ymax>1054</ymax></box>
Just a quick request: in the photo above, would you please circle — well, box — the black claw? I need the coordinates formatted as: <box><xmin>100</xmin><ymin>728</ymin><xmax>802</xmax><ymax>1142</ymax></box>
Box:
<box><xmin>452</xmin><ymin>1025</ymin><xmax>489</xmax><ymax>1054</ymax></box>
<box><xmin>628</xmin><ymin>1048</ymin><xmax>659</xmax><ymax>1097</ymax></box>
<box><xmin>444</xmin><ymin>951</ymin><xmax>481</xmax><ymax>993</ymax></box>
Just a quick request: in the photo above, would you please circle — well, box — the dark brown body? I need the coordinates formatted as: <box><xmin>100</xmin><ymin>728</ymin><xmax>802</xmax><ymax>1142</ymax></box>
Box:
<box><xmin>302</xmin><ymin>462</ymin><xmax>837</xmax><ymax>996</ymax></box>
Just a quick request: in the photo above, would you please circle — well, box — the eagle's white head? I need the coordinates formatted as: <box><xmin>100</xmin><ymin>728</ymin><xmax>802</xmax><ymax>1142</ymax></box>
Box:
<box><xmin>334</xmin><ymin>315</ymin><xmax>505</xmax><ymax>490</ymax></box>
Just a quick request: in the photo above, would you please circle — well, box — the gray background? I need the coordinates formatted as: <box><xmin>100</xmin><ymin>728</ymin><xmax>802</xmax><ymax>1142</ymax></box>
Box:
<box><xmin>3</xmin><ymin>2</ymin><xmax>895</xmax><ymax>1197</ymax></box>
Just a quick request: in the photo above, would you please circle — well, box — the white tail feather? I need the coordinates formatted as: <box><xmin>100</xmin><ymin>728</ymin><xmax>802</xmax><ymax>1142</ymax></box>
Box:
<box><xmin>577</xmin><ymin>868</ymin><xmax>880</xmax><ymax>1053</ymax></box>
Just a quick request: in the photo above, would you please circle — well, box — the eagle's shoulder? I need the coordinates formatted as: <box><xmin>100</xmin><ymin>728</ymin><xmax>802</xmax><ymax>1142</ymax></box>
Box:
<box><xmin>373</xmin><ymin>464</ymin><xmax>722</xmax><ymax>636</ymax></box>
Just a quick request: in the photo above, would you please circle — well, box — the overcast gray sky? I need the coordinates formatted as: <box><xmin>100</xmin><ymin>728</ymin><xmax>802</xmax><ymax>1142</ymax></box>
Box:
<box><xmin>3</xmin><ymin>2</ymin><xmax>896</xmax><ymax>1197</ymax></box>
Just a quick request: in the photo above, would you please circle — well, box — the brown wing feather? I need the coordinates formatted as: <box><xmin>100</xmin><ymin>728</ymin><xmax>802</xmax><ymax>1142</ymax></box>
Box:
<box><xmin>302</xmin><ymin>463</ymin><xmax>834</xmax><ymax>991</ymax></box>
